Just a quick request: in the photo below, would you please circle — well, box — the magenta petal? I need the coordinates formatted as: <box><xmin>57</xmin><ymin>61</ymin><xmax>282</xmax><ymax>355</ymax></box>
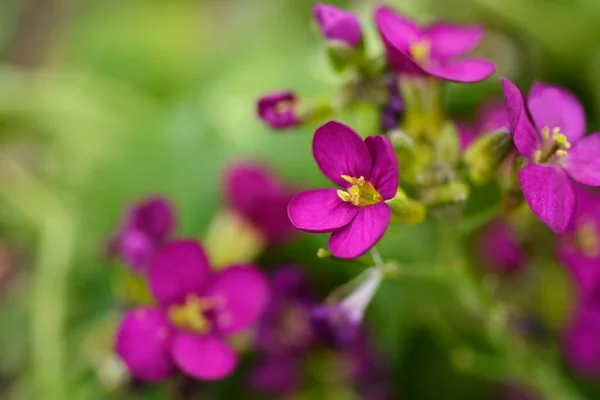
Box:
<box><xmin>328</xmin><ymin>203</ymin><xmax>391</xmax><ymax>259</ymax></box>
<box><xmin>365</xmin><ymin>136</ymin><xmax>399</xmax><ymax>200</ymax></box>
<box><xmin>425</xmin><ymin>23</ymin><xmax>484</xmax><ymax>60</ymax></box>
<box><xmin>528</xmin><ymin>82</ymin><xmax>585</xmax><ymax>143</ymax></box>
<box><xmin>424</xmin><ymin>58</ymin><xmax>495</xmax><ymax>83</ymax></box>
<box><xmin>313</xmin><ymin>121</ymin><xmax>372</xmax><ymax>186</ymax></box>
<box><xmin>501</xmin><ymin>78</ymin><xmax>540</xmax><ymax>158</ymax></box>
<box><xmin>204</xmin><ymin>265</ymin><xmax>270</xmax><ymax>334</ymax></box>
<box><xmin>171</xmin><ymin>333</ymin><xmax>238</xmax><ymax>380</ymax></box>
<box><xmin>374</xmin><ymin>6</ymin><xmax>420</xmax><ymax>54</ymax></box>
<box><xmin>115</xmin><ymin>308</ymin><xmax>174</xmax><ymax>382</ymax></box>
<box><xmin>288</xmin><ymin>189</ymin><xmax>358</xmax><ymax>233</ymax></box>
<box><xmin>149</xmin><ymin>240</ymin><xmax>212</xmax><ymax>306</ymax></box>
<box><xmin>518</xmin><ymin>164</ymin><xmax>575</xmax><ymax>233</ymax></box>
<box><xmin>563</xmin><ymin>133</ymin><xmax>600</xmax><ymax>186</ymax></box>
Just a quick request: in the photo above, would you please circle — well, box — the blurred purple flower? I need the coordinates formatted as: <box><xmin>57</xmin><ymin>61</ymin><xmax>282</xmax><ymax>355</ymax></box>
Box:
<box><xmin>313</xmin><ymin>3</ymin><xmax>362</xmax><ymax>47</ymax></box>
<box><xmin>108</xmin><ymin>196</ymin><xmax>175</xmax><ymax>271</ymax></box>
<box><xmin>380</xmin><ymin>77</ymin><xmax>405</xmax><ymax>132</ymax></box>
<box><xmin>250</xmin><ymin>356</ymin><xmax>300</xmax><ymax>395</ymax></box>
<box><xmin>224</xmin><ymin>163</ymin><xmax>297</xmax><ymax>244</ymax></box>
<box><xmin>502</xmin><ymin>79</ymin><xmax>600</xmax><ymax>233</ymax></box>
<box><xmin>458</xmin><ymin>101</ymin><xmax>509</xmax><ymax>149</ymax></box>
<box><xmin>563</xmin><ymin>305</ymin><xmax>600</xmax><ymax>378</ymax></box>
<box><xmin>477</xmin><ymin>220</ymin><xmax>526</xmax><ymax>274</ymax></box>
<box><xmin>115</xmin><ymin>240</ymin><xmax>269</xmax><ymax>382</ymax></box>
<box><xmin>375</xmin><ymin>6</ymin><xmax>495</xmax><ymax>83</ymax></box>
<box><xmin>257</xmin><ymin>91</ymin><xmax>299</xmax><ymax>130</ymax></box>
<box><xmin>558</xmin><ymin>185</ymin><xmax>600</xmax><ymax>296</ymax></box>
<box><xmin>288</xmin><ymin>121</ymin><xmax>398</xmax><ymax>259</ymax></box>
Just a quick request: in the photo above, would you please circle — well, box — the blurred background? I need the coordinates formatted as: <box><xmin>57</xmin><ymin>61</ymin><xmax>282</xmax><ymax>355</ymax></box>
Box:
<box><xmin>1</xmin><ymin>0</ymin><xmax>600</xmax><ymax>399</ymax></box>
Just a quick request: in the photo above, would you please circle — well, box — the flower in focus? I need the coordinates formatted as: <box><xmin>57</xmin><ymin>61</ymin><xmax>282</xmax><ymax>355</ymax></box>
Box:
<box><xmin>476</xmin><ymin>220</ymin><xmax>526</xmax><ymax>274</ymax></box>
<box><xmin>257</xmin><ymin>91</ymin><xmax>299</xmax><ymax>130</ymax></box>
<box><xmin>108</xmin><ymin>196</ymin><xmax>175</xmax><ymax>271</ymax></box>
<box><xmin>563</xmin><ymin>305</ymin><xmax>600</xmax><ymax>378</ymax></box>
<box><xmin>375</xmin><ymin>6</ymin><xmax>495</xmax><ymax>83</ymax></box>
<box><xmin>458</xmin><ymin>101</ymin><xmax>509</xmax><ymax>149</ymax></box>
<box><xmin>502</xmin><ymin>79</ymin><xmax>600</xmax><ymax>233</ymax></box>
<box><xmin>313</xmin><ymin>3</ymin><xmax>362</xmax><ymax>47</ymax></box>
<box><xmin>224</xmin><ymin>163</ymin><xmax>297</xmax><ymax>244</ymax></box>
<box><xmin>288</xmin><ymin>121</ymin><xmax>399</xmax><ymax>259</ymax></box>
<box><xmin>115</xmin><ymin>240</ymin><xmax>269</xmax><ymax>382</ymax></box>
<box><xmin>558</xmin><ymin>185</ymin><xmax>600</xmax><ymax>296</ymax></box>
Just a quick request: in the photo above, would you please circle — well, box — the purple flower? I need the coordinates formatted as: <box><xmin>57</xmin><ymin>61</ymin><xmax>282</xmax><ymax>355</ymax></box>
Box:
<box><xmin>563</xmin><ymin>305</ymin><xmax>600</xmax><ymax>378</ymax></box>
<box><xmin>115</xmin><ymin>240</ymin><xmax>269</xmax><ymax>382</ymax></box>
<box><xmin>224</xmin><ymin>163</ymin><xmax>297</xmax><ymax>244</ymax></box>
<box><xmin>501</xmin><ymin>79</ymin><xmax>600</xmax><ymax>233</ymax></box>
<box><xmin>257</xmin><ymin>91</ymin><xmax>299</xmax><ymax>130</ymax></box>
<box><xmin>476</xmin><ymin>220</ymin><xmax>526</xmax><ymax>274</ymax></box>
<box><xmin>254</xmin><ymin>266</ymin><xmax>316</xmax><ymax>356</ymax></box>
<box><xmin>558</xmin><ymin>185</ymin><xmax>600</xmax><ymax>296</ymax></box>
<box><xmin>108</xmin><ymin>196</ymin><xmax>175</xmax><ymax>271</ymax></box>
<box><xmin>375</xmin><ymin>6</ymin><xmax>495</xmax><ymax>83</ymax></box>
<box><xmin>313</xmin><ymin>3</ymin><xmax>363</xmax><ymax>47</ymax></box>
<box><xmin>380</xmin><ymin>77</ymin><xmax>405</xmax><ymax>132</ymax></box>
<box><xmin>288</xmin><ymin>121</ymin><xmax>399</xmax><ymax>259</ymax></box>
<box><xmin>458</xmin><ymin>101</ymin><xmax>509</xmax><ymax>149</ymax></box>
<box><xmin>250</xmin><ymin>356</ymin><xmax>300</xmax><ymax>395</ymax></box>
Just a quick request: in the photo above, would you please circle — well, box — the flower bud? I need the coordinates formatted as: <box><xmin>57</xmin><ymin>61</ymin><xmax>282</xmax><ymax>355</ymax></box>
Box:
<box><xmin>385</xmin><ymin>188</ymin><xmax>426</xmax><ymax>224</ymax></box>
<box><xmin>313</xmin><ymin>3</ymin><xmax>362</xmax><ymax>48</ymax></box>
<box><xmin>464</xmin><ymin>129</ymin><xmax>513</xmax><ymax>186</ymax></box>
<box><xmin>420</xmin><ymin>180</ymin><xmax>470</xmax><ymax>209</ymax></box>
<box><xmin>257</xmin><ymin>91</ymin><xmax>299</xmax><ymax>130</ymax></box>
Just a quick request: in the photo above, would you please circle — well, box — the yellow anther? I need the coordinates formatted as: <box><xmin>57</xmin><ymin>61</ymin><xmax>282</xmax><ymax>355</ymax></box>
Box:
<box><xmin>409</xmin><ymin>39</ymin><xmax>431</xmax><ymax>65</ymax></box>
<box><xmin>533</xmin><ymin>150</ymin><xmax>542</xmax><ymax>163</ymax></box>
<box><xmin>553</xmin><ymin>133</ymin><xmax>569</xmax><ymax>147</ymax></box>
<box><xmin>556</xmin><ymin>150</ymin><xmax>568</xmax><ymax>158</ymax></box>
<box><xmin>552</xmin><ymin>127</ymin><xmax>561</xmax><ymax>136</ymax></box>
<box><xmin>169</xmin><ymin>295</ymin><xmax>213</xmax><ymax>334</ymax></box>
<box><xmin>337</xmin><ymin>190</ymin><xmax>352</xmax><ymax>202</ymax></box>
<box><xmin>356</xmin><ymin>176</ymin><xmax>365</xmax><ymax>186</ymax></box>
<box><xmin>542</xmin><ymin>127</ymin><xmax>551</xmax><ymax>139</ymax></box>
<box><xmin>373</xmin><ymin>194</ymin><xmax>383</xmax><ymax>202</ymax></box>
<box><xmin>341</xmin><ymin>175</ymin><xmax>355</xmax><ymax>184</ymax></box>
<box><xmin>578</xmin><ymin>220</ymin><xmax>600</xmax><ymax>257</ymax></box>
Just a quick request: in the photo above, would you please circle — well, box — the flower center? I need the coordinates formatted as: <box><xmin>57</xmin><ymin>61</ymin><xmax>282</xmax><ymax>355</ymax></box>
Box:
<box><xmin>533</xmin><ymin>126</ymin><xmax>571</xmax><ymax>163</ymax></box>
<box><xmin>274</xmin><ymin>99</ymin><xmax>296</xmax><ymax>115</ymax></box>
<box><xmin>576</xmin><ymin>219</ymin><xmax>600</xmax><ymax>258</ymax></box>
<box><xmin>409</xmin><ymin>38</ymin><xmax>431</xmax><ymax>66</ymax></box>
<box><xmin>169</xmin><ymin>294</ymin><xmax>215</xmax><ymax>334</ymax></box>
<box><xmin>337</xmin><ymin>175</ymin><xmax>382</xmax><ymax>207</ymax></box>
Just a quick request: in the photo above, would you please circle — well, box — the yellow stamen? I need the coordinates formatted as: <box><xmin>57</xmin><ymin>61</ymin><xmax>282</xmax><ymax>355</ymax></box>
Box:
<box><xmin>542</xmin><ymin>127</ymin><xmax>551</xmax><ymax>139</ymax></box>
<box><xmin>337</xmin><ymin>175</ymin><xmax>383</xmax><ymax>207</ymax></box>
<box><xmin>169</xmin><ymin>295</ymin><xmax>213</xmax><ymax>334</ymax></box>
<box><xmin>556</xmin><ymin>150</ymin><xmax>568</xmax><ymax>158</ymax></box>
<box><xmin>409</xmin><ymin>38</ymin><xmax>431</xmax><ymax>65</ymax></box>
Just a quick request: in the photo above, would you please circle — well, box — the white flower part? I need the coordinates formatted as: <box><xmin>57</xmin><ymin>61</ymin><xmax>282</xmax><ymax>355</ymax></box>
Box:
<box><xmin>339</xmin><ymin>266</ymin><xmax>383</xmax><ymax>325</ymax></box>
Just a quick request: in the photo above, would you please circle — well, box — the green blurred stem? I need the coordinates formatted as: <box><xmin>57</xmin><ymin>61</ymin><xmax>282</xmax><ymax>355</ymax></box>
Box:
<box><xmin>0</xmin><ymin>156</ymin><xmax>74</xmax><ymax>399</ymax></box>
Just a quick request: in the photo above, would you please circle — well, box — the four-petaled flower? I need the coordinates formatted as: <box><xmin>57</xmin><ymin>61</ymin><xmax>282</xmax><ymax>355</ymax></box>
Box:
<box><xmin>108</xmin><ymin>196</ymin><xmax>175</xmax><ymax>271</ymax></box>
<box><xmin>225</xmin><ymin>163</ymin><xmax>297</xmax><ymax>244</ymax></box>
<box><xmin>375</xmin><ymin>5</ymin><xmax>495</xmax><ymax>83</ymax></box>
<box><xmin>115</xmin><ymin>240</ymin><xmax>269</xmax><ymax>382</ymax></box>
<box><xmin>288</xmin><ymin>121</ymin><xmax>399</xmax><ymax>259</ymax></box>
<box><xmin>313</xmin><ymin>3</ymin><xmax>363</xmax><ymax>47</ymax></box>
<box><xmin>257</xmin><ymin>91</ymin><xmax>299</xmax><ymax>130</ymax></box>
<box><xmin>502</xmin><ymin>79</ymin><xmax>600</xmax><ymax>233</ymax></box>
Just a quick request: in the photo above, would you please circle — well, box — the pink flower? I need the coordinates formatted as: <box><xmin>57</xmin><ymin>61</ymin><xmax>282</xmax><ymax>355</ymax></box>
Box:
<box><xmin>257</xmin><ymin>91</ymin><xmax>299</xmax><ymax>130</ymax></box>
<box><xmin>477</xmin><ymin>220</ymin><xmax>526</xmax><ymax>274</ymax></box>
<box><xmin>501</xmin><ymin>79</ymin><xmax>600</xmax><ymax>233</ymax></box>
<box><xmin>374</xmin><ymin>6</ymin><xmax>495</xmax><ymax>83</ymax></box>
<box><xmin>563</xmin><ymin>305</ymin><xmax>600</xmax><ymax>378</ymax></box>
<box><xmin>288</xmin><ymin>121</ymin><xmax>398</xmax><ymax>259</ymax></box>
<box><xmin>108</xmin><ymin>196</ymin><xmax>175</xmax><ymax>271</ymax></box>
<box><xmin>115</xmin><ymin>240</ymin><xmax>269</xmax><ymax>382</ymax></box>
<box><xmin>313</xmin><ymin>3</ymin><xmax>363</xmax><ymax>47</ymax></box>
<box><xmin>224</xmin><ymin>163</ymin><xmax>297</xmax><ymax>244</ymax></box>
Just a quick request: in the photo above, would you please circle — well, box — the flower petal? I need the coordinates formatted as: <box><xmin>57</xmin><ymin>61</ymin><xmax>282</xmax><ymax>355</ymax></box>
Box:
<box><xmin>313</xmin><ymin>121</ymin><xmax>372</xmax><ymax>186</ymax></box>
<box><xmin>328</xmin><ymin>203</ymin><xmax>391</xmax><ymax>259</ymax></box>
<box><xmin>313</xmin><ymin>3</ymin><xmax>363</xmax><ymax>47</ymax></box>
<box><xmin>528</xmin><ymin>82</ymin><xmax>585</xmax><ymax>143</ymax></box>
<box><xmin>425</xmin><ymin>23</ymin><xmax>484</xmax><ymax>60</ymax></box>
<box><xmin>423</xmin><ymin>58</ymin><xmax>495</xmax><ymax>83</ymax></box>
<box><xmin>288</xmin><ymin>189</ymin><xmax>358</xmax><ymax>233</ymax></box>
<box><xmin>205</xmin><ymin>265</ymin><xmax>270</xmax><ymax>334</ymax></box>
<box><xmin>563</xmin><ymin>133</ymin><xmax>600</xmax><ymax>186</ymax></box>
<box><xmin>374</xmin><ymin>6</ymin><xmax>420</xmax><ymax>54</ymax></box>
<box><xmin>501</xmin><ymin>78</ymin><xmax>540</xmax><ymax>158</ymax></box>
<box><xmin>171</xmin><ymin>332</ymin><xmax>238</xmax><ymax>380</ymax></box>
<box><xmin>149</xmin><ymin>240</ymin><xmax>212</xmax><ymax>306</ymax></box>
<box><xmin>365</xmin><ymin>136</ymin><xmax>399</xmax><ymax>200</ymax></box>
<box><xmin>115</xmin><ymin>308</ymin><xmax>174</xmax><ymax>382</ymax></box>
<box><xmin>518</xmin><ymin>164</ymin><xmax>575</xmax><ymax>233</ymax></box>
